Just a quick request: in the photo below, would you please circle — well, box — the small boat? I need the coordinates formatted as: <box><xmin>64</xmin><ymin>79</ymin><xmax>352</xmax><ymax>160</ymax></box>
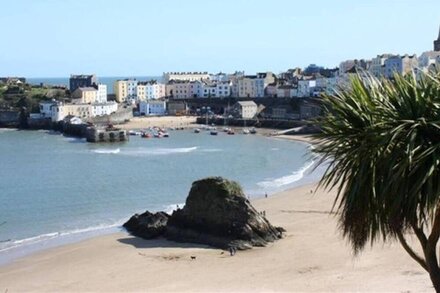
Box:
<box><xmin>141</xmin><ymin>132</ymin><xmax>152</xmax><ymax>138</ymax></box>
<box><xmin>194</xmin><ymin>128</ymin><xmax>201</xmax><ymax>133</ymax></box>
<box><xmin>153</xmin><ymin>132</ymin><xmax>162</xmax><ymax>138</ymax></box>
<box><xmin>162</xmin><ymin>132</ymin><xmax>169</xmax><ymax>138</ymax></box>
<box><xmin>210</xmin><ymin>130</ymin><xmax>218</xmax><ymax>135</ymax></box>
<box><xmin>128</xmin><ymin>130</ymin><xmax>137</xmax><ymax>136</ymax></box>
<box><xmin>227</xmin><ymin>129</ymin><xmax>235</xmax><ymax>135</ymax></box>
<box><xmin>250</xmin><ymin>127</ymin><xmax>257</xmax><ymax>134</ymax></box>
<box><xmin>242</xmin><ymin>128</ymin><xmax>250</xmax><ymax>135</ymax></box>
<box><xmin>222</xmin><ymin>127</ymin><xmax>230</xmax><ymax>132</ymax></box>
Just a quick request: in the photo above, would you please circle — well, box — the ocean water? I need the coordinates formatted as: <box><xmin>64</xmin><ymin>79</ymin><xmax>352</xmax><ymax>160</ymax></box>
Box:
<box><xmin>26</xmin><ymin>76</ymin><xmax>162</xmax><ymax>94</ymax></box>
<box><xmin>0</xmin><ymin>129</ymin><xmax>323</xmax><ymax>264</ymax></box>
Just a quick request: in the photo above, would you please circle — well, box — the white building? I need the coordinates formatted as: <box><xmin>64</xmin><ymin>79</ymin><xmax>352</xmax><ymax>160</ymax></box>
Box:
<box><xmin>163</xmin><ymin>72</ymin><xmax>210</xmax><ymax>83</ymax></box>
<box><xmin>418</xmin><ymin>51</ymin><xmax>440</xmax><ymax>71</ymax></box>
<box><xmin>96</xmin><ymin>84</ymin><xmax>107</xmax><ymax>103</ymax></box>
<box><xmin>92</xmin><ymin>102</ymin><xmax>118</xmax><ymax>117</ymax></box>
<box><xmin>384</xmin><ymin>54</ymin><xmax>418</xmax><ymax>78</ymax></box>
<box><xmin>235</xmin><ymin>101</ymin><xmax>258</xmax><ymax>119</ymax></box>
<box><xmin>139</xmin><ymin>100</ymin><xmax>166</xmax><ymax>116</ymax></box>
<box><xmin>71</xmin><ymin>87</ymin><xmax>97</xmax><ymax>103</ymax></box>
<box><xmin>369</xmin><ymin>54</ymin><xmax>393</xmax><ymax>78</ymax></box>
<box><xmin>51</xmin><ymin>103</ymin><xmax>93</xmax><ymax>122</ymax></box>
<box><xmin>297</xmin><ymin>79</ymin><xmax>317</xmax><ymax>97</ymax></box>
<box><xmin>209</xmin><ymin>72</ymin><xmax>229</xmax><ymax>82</ymax></box>
<box><xmin>114</xmin><ymin>79</ymin><xmax>138</xmax><ymax>103</ymax></box>
<box><xmin>39</xmin><ymin>101</ymin><xmax>57</xmax><ymax>118</ymax></box>
<box><xmin>215</xmin><ymin>81</ymin><xmax>231</xmax><ymax>97</ymax></box>
<box><xmin>127</xmin><ymin>79</ymin><xmax>138</xmax><ymax>102</ymax></box>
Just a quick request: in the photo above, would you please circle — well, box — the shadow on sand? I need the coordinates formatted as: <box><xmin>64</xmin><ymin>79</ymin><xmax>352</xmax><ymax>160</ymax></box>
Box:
<box><xmin>117</xmin><ymin>236</ymin><xmax>213</xmax><ymax>250</ymax></box>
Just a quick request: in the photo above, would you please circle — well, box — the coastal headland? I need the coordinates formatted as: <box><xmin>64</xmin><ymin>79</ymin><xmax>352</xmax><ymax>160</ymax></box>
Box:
<box><xmin>0</xmin><ymin>181</ymin><xmax>431</xmax><ymax>292</ymax></box>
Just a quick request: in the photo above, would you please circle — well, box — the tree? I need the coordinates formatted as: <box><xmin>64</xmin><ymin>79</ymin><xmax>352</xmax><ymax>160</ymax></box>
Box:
<box><xmin>312</xmin><ymin>71</ymin><xmax>440</xmax><ymax>291</ymax></box>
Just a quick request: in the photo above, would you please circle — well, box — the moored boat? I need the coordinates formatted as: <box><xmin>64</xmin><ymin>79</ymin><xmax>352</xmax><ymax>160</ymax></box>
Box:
<box><xmin>194</xmin><ymin>128</ymin><xmax>201</xmax><ymax>133</ymax></box>
<box><xmin>242</xmin><ymin>128</ymin><xmax>250</xmax><ymax>135</ymax></box>
<box><xmin>210</xmin><ymin>130</ymin><xmax>218</xmax><ymax>135</ymax></box>
<box><xmin>227</xmin><ymin>129</ymin><xmax>235</xmax><ymax>135</ymax></box>
<box><xmin>250</xmin><ymin>127</ymin><xmax>257</xmax><ymax>134</ymax></box>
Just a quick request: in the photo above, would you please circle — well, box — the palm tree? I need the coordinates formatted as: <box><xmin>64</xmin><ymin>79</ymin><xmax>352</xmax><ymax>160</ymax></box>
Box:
<box><xmin>312</xmin><ymin>71</ymin><xmax>440</xmax><ymax>291</ymax></box>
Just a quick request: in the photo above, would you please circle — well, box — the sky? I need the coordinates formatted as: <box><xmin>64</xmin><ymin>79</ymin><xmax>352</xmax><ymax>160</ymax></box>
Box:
<box><xmin>1</xmin><ymin>0</ymin><xmax>439</xmax><ymax>77</ymax></box>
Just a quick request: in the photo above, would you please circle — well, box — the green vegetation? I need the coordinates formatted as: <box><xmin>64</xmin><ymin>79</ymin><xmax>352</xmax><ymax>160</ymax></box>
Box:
<box><xmin>0</xmin><ymin>83</ymin><xmax>68</xmax><ymax>112</ymax></box>
<box><xmin>313</xmin><ymin>71</ymin><xmax>440</xmax><ymax>291</ymax></box>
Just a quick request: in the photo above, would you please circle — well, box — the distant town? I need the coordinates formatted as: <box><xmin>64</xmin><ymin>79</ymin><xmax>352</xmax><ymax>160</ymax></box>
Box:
<box><xmin>1</xmin><ymin>28</ymin><xmax>440</xmax><ymax>128</ymax></box>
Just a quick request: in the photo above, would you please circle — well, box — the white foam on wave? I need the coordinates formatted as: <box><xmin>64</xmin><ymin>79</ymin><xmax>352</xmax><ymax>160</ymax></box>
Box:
<box><xmin>92</xmin><ymin>148</ymin><xmax>121</xmax><ymax>154</ymax></box>
<box><xmin>271</xmin><ymin>148</ymin><xmax>280</xmax><ymax>151</ymax></box>
<box><xmin>0</xmin><ymin>128</ymin><xmax>17</xmax><ymax>133</ymax></box>
<box><xmin>0</xmin><ymin>221</ymin><xmax>125</xmax><ymax>252</ymax></box>
<box><xmin>118</xmin><ymin>146</ymin><xmax>198</xmax><ymax>156</ymax></box>
<box><xmin>200</xmin><ymin>148</ymin><xmax>222</xmax><ymax>153</ymax></box>
<box><xmin>164</xmin><ymin>203</ymin><xmax>185</xmax><ymax>215</ymax></box>
<box><xmin>257</xmin><ymin>160</ymin><xmax>316</xmax><ymax>189</ymax></box>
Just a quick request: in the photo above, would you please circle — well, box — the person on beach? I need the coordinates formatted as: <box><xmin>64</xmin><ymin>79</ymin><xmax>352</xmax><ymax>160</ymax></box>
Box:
<box><xmin>265</xmin><ymin>193</ymin><xmax>268</xmax><ymax>198</ymax></box>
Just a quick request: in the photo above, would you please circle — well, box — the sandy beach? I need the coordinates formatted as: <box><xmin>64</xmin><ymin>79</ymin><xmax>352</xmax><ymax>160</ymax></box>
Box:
<box><xmin>0</xmin><ymin>182</ymin><xmax>432</xmax><ymax>292</ymax></box>
<box><xmin>118</xmin><ymin>116</ymin><xmax>198</xmax><ymax>130</ymax></box>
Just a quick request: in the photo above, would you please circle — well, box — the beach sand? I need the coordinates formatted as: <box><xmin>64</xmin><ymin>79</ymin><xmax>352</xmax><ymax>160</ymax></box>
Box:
<box><xmin>0</xmin><ymin>183</ymin><xmax>432</xmax><ymax>292</ymax></box>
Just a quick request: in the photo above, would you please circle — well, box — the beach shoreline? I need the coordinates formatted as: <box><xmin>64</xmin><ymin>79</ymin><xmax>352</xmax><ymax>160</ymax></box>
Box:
<box><xmin>0</xmin><ymin>181</ymin><xmax>431</xmax><ymax>292</ymax></box>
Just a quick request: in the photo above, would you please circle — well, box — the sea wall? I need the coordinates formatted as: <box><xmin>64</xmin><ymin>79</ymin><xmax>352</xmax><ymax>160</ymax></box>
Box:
<box><xmin>90</xmin><ymin>107</ymin><xmax>133</xmax><ymax>125</ymax></box>
<box><xmin>85</xmin><ymin>127</ymin><xmax>129</xmax><ymax>143</ymax></box>
<box><xmin>0</xmin><ymin>110</ymin><xmax>19</xmax><ymax>127</ymax></box>
<box><xmin>196</xmin><ymin>117</ymin><xmax>310</xmax><ymax>130</ymax></box>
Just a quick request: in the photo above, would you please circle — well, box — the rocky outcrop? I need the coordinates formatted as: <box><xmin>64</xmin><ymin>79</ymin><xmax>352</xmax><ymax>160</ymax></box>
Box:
<box><xmin>123</xmin><ymin>177</ymin><xmax>284</xmax><ymax>250</ymax></box>
<box><xmin>123</xmin><ymin>211</ymin><xmax>169</xmax><ymax>239</ymax></box>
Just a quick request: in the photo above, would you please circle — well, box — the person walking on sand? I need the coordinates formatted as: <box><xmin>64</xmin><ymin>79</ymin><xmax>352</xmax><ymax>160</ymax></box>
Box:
<box><xmin>265</xmin><ymin>192</ymin><xmax>268</xmax><ymax>198</ymax></box>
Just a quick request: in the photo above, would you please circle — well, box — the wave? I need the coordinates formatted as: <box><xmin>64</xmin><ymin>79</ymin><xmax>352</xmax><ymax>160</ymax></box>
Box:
<box><xmin>117</xmin><ymin>146</ymin><xmax>198</xmax><ymax>156</ymax></box>
<box><xmin>0</xmin><ymin>221</ymin><xmax>124</xmax><ymax>252</ymax></box>
<box><xmin>257</xmin><ymin>160</ymin><xmax>316</xmax><ymax>189</ymax></box>
<box><xmin>163</xmin><ymin>203</ymin><xmax>185</xmax><ymax>215</ymax></box>
<box><xmin>0</xmin><ymin>128</ymin><xmax>17</xmax><ymax>133</ymax></box>
<box><xmin>200</xmin><ymin>148</ymin><xmax>222</xmax><ymax>153</ymax></box>
<box><xmin>92</xmin><ymin>148</ymin><xmax>121</xmax><ymax>154</ymax></box>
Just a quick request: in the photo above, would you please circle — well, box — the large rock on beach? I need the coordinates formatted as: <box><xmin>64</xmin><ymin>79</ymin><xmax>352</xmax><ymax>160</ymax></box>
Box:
<box><xmin>123</xmin><ymin>211</ymin><xmax>169</xmax><ymax>239</ymax></box>
<box><xmin>165</xmin><ymin>177</ymin><xmax>283</xmax><ymax>249</ymax></box>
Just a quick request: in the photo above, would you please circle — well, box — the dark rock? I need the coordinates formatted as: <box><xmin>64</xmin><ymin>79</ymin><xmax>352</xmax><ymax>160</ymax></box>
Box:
<box><xmin>165</xmin><ymin>177</ymin><xmax>283</xmax><ymax>250</ymax></box>
<box><xmin>123</xmin><ymin>211</ymin><xmax>169</xmax><ymax>239</ymax></box>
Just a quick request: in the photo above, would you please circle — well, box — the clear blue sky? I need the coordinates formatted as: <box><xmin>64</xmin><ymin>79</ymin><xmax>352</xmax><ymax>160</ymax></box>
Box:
<box><xmin>1</xmin><ymin>0</ymin><xmax>439</xmax><ymax>77</ymax></box>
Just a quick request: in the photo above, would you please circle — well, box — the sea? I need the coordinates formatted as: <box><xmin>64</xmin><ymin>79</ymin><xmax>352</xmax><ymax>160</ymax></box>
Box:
<box><xmin>27</xmin><ymin>76</ymin><xmax>162</xmax><ymax>94</ymax></box>
<box><xmin>0</xmin><ymin>129</ymin><xmax>324</xmax><ymax>265</ymax></box>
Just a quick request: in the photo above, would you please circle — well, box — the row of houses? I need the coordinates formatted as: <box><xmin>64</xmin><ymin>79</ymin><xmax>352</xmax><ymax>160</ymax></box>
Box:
<box><xmin>39</xmin><ymin>77</ymin><xmax>118</xmax><ymax>122</ymax></box>
<box><xmin>112</xmin><ymin>71</ymin><xmax>276</xmax><ymax>102</ymax></box>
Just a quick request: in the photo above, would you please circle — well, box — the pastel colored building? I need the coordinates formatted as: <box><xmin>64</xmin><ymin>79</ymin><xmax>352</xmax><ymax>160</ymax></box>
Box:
<box><xmin>138</xmin><ymin>81</ymin><xmax>166</xmax><ymax>100</ymax></box>
<box><xmin>234</xmin><ymin>101</ymin><xmax>258</xmax><ymax>119</ymax></box>
<box><xmin>114</xmin><ymin>80</ymin><xmax>128</xmax><ymax>103</ymax></box>
<box><xmin>71</xmin><ymin>87</ymin><xmax>98</xmax><ymax>103</ymax></box>
<box><xmin>114</xmin><ymin>79</ymin><xmax>138</xmax><ymax>103</ymax></box>
<box><xmin>384</xmin><ymin>54</ymin><xmax>418</xmax><ymax>78</ymax></box>
<box><xmin>369</xmin><ymin>54</ymin><xmax>394</xmax><ymax>78</ymax></box>
<box><xmin>52</xmin><ymin>103</ymin><xmax>93</xmax><ymax>122</ymax></box>
<box><xmin>237</xmin><ymin>72</ymin><xmax>275</xmax><ymax>98</ymax></box>
<box><xmin>139</xmin><ymin>100</ymin><xmax>166</xmax><ymax>115</ymax></box>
